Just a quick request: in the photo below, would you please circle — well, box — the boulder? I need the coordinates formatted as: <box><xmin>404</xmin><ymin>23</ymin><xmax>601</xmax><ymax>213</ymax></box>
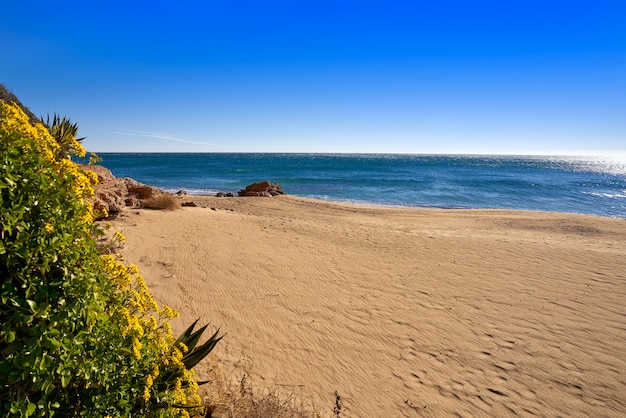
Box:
<box><xmin>85</xmin><ymin>165</ymin><xmax>129</xmax><ymax>215</ymax></box>
<box><xmin>84</xmin><ymin>164</ymin><xmax>117</xmax><ymax>183</ymax></box>
<box><xmin>238</xmin><ymin>181</ymin><xmax>284</xmax><ymax>197</ymax></box>
<box><xmin>125</xmin><ymin>178</ymin><xmax>161</xmax><ymax>199</ymax></box>
<box><xmin>93</xmin><ymin>189</ymin><xmax>126</xmax><ymax>213</ymax></box>
<box><xmin>124</xmin><ymin>196</ymin><xmax>142</xmax><ymax>208</ymax></box>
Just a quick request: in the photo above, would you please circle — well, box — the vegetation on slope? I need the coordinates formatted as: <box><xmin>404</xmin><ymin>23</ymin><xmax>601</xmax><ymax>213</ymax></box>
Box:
<box><xmin>0</xmin><ymin>91</ymin><xmax>218</xmax><ymax>417</ymax></box>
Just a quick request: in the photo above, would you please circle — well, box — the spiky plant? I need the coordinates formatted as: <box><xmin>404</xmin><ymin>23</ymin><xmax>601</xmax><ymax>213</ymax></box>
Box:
<box><xmin>42</xmin><ymin>113</ymin><xmax>86</xmax><ymax>159</ymax></box>
<box><xmin>155</xmin><ymin>319</ymin><xmax>223</xmax><ymax>409</ymax></box>
<box><xmin>175</xmin><ymin>319</ymin><xmax>223</xmax><ymax>373</ymax></box>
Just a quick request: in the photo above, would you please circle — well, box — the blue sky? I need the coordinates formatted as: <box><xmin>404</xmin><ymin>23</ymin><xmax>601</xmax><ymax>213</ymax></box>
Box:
<box><xmin>2</xmin><ymin>0</ymin><xmax>625</xmax><ymax>155</ymax></box>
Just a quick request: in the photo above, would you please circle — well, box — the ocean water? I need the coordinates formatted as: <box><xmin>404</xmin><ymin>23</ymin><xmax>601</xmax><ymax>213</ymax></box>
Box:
<box><xmin>88</xmin><ymin>153</ymin><xmax>626</xmax><ymax>218</ymax></box>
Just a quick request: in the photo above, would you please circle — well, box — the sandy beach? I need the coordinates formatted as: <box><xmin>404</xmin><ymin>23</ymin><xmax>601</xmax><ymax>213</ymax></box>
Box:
<box><xmin>110</xmin><ymin>195</ymin><xmax>626</xmax><ymax>417</ymax></box>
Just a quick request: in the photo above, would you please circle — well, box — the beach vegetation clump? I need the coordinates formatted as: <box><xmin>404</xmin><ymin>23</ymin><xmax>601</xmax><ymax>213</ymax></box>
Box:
<box><xmin>142</xmin><ymin>193</ymin><xmax>181</xmax><ymax>210</ymax></box>
<box><xmin>0</xmin><ymin>99</ymin><xmax>217</xmax><ymax>417</ymax></box>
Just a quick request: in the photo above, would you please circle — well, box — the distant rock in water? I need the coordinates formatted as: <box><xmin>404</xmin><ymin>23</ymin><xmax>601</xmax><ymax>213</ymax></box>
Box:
<box><xmin>83</xmin><ymin>164</ymin><xmax>166</xmax><ymax>218</ymax></box>
<box><xmin>238</xmin><ymin>181</ymin><xmax>285</xmax><ymax>197</ymax></box>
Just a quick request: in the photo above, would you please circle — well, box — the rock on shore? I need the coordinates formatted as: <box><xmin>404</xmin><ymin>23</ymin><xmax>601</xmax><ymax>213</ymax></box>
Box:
<box><xmin>238</xmin><ymin>180</ymin><xmax>285</xmax><ymax>197</ymax></box>
<box><xmin>83</xmin><ymin>164</ymin><xmax>165</xmax><ymax>217</ymax></box>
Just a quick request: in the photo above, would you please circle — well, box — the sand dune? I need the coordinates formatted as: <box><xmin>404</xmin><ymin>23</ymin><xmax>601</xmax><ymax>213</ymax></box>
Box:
<box><xmin>110</xmin><ymin>195</ymin><xmax>626</xmax><ymax>417</ymax></box>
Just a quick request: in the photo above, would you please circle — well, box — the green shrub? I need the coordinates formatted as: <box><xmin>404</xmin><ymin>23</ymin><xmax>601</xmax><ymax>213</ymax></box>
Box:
<box><xmin>0</xmin><ymin>100</ymin><xmax>216</xmax><ymax>417</ymax></box>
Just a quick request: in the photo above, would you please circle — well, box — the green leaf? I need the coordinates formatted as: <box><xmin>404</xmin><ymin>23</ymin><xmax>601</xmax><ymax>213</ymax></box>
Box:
<box><xmin>180</xmin><ymin>323</ymin><xmax>208</xmax><ymax>352</ymax></box>
<box><xmin>41</xmin><ymin>379</ymin><xmax>54</xmax><ymax>395</ymax></box>
<box><xmin>6</xmin><ymin>330</ymin><xmax>15</xmax><ymax>343</ymax></box>
<box><xmin>173</xmin><ymin>318</ymin><xmax>199</xmax><ymax>347</ymax></box>
<box><xmin>39</xmin><ymin>353</ymin><xmax>52</xmax><ymax>371</ymax></box>
<box><xmin>26</xmin><ymin>299</ymin><xmax>37</xmax><ymax>311</ymax></box>
<box><xmin>26</xmin><ymin>402</ymin><xmax>36</xmax><ymax>416</ymax></box>
<box><xmin>61</xmin><ymin>373</ymin><xmax>70</xmax><ymax>388</ymax></box>
<box><xmin>182</xmin><ymin>329</ymin><xmax>223</xmax><ymax>370</ymax></box>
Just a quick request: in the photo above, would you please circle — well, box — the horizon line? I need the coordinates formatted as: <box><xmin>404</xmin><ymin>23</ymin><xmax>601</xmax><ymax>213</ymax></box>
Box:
<box><xmin>85</xmin><ymin>151</ymin><xmax>626</xmax><ymax>158</ymax></box>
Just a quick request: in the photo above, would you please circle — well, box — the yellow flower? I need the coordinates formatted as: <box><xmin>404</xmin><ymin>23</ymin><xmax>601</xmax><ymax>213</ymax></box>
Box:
<box><xmin>44</xmin><ymin>222</ymin><xmax>54</xmax><ymax>234</ymax></box>
<box><xmin>94</xmin><ymin>208</ymin><xmax>109</xmax><ymax>219</ymax></box>
<box><xmin>0</xmin><ymin>101</ymin><xmax>59</xmax><ymax>162</ymax></box>
<box><xmin>152</xmin><ymin>363</ymin><xmax>160</xmax><ymax>379</ymax></box>
<box><xmin>160</xmin><ymin>304</ymin><xmax>180</xmax><ymax>319</ymax></box>
<box><xmin>114</xmin><ymin>230</ymin><xmax>126</xmax><ymax>243</ymax></box>
<box><xmin>127</xmin><ymin>264</ymin><xmax>139</xmax><ymax>275</ymax></box>
<box><xmin>143</xmin><ymin>373</ymin><xmax>154</xmax><ymax>402</ymax></box>
<box><xmin>173</xmin><ymin>378</ymin><xmax>185</xmax><ymax>403</ymax></box>
<box><xmin>81</xmin><ymin>208</ymin><xmax>94</xmax><ymax>225</ymax></box>
<box><xmin>132</xmin><ymin>337</ymin><xmax>142</xmax><ymax>359</ymax></box>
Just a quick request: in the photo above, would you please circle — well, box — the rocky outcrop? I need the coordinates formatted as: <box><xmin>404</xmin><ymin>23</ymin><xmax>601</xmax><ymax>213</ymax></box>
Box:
<box><xmin>84</xmin><ymin>166</ymin><xmax>286</xmax><ymax>217</ymax></box>
<box><xmin>83</xmin><ymin>164</ymin><xmax>165</xmax><ymax>218</ymax></box>
<box><xmin>238</xmin><ymin>181</ymin><xmax>285</xmax><ymax>197</ymax></box>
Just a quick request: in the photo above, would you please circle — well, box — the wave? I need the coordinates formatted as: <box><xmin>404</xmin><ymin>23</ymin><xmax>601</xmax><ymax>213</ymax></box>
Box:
<box><xmin>584</xmin><ymin>191</ymin><xmax>626</xmax><ymax>199</ymax></box>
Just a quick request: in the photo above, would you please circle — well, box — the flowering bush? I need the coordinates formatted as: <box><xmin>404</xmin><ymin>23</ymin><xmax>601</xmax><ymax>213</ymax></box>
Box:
<box><xmin>0</xmin><ymin>101</ymin><xmax>216</xmax><ymax>417</ymax></box>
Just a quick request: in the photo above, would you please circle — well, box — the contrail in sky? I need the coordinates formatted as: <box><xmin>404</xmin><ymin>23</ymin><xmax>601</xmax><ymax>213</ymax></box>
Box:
<box><xmin>113</xmin><ymin>130</ymin><xmax>203</xmax><ymax>144</ymax></box>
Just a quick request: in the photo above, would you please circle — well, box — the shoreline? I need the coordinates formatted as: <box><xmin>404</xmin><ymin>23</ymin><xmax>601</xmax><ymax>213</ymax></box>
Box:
<box><xmin>111</xmin><ymin>195</ymin><xmax>626</xmax><ymax>416</ymax></box>
<box><xmin>174</xmin><ymin>191</ymin><xmax>626</xmax><ymax>219</ymax></box>
<box><xmin>169</xmin><ymin>188</ymin><xmax>626</xmax><ymax>220</ymax></box>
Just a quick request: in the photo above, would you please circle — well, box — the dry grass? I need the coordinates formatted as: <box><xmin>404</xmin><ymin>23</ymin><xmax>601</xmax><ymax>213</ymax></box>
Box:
<box><xmin>141</xmin><ymin>193</ymin><xmax>181</xmax><ymax>210</ymax></box>
<box><xmin>200</xmin><ymin>356</ymin><xmax>321</xmax><ymax>418</ymax></box>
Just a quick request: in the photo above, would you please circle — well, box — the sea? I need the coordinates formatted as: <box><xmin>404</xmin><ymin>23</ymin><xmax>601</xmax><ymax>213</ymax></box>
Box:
<box><xmin>87</xmin><ymin>153</ymin><xmax>626</xmax><ymax>218</ymax></box>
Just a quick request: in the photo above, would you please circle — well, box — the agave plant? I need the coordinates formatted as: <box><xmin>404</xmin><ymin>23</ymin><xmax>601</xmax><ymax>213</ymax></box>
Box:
<box><xmin>42</xmin><ymin>113</ymin><xmax>86</xmax><ymax>159</ymax></box>
<box><xmin>175</xmin><ymin>319</ymin><xmax>223</xmax><ymax>374</ymax></box>
<box><xmin>155</xmin><ymin>319</ymin><xmax>223</xmax><ymax>409</ymax></box>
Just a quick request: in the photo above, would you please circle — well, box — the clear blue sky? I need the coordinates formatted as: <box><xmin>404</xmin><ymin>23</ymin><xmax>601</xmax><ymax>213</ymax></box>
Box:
<box><xmin>2</xmin><ymin>0</ymin><xmax>625</xmax><ymax>155</ymax></box>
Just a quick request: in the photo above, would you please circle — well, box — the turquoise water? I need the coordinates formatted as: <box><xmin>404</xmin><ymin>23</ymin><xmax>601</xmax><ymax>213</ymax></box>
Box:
<box><xmin>88</xmin><ymin>153</ymin><xmax>626</xmax><ymax>218</ymax></box>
